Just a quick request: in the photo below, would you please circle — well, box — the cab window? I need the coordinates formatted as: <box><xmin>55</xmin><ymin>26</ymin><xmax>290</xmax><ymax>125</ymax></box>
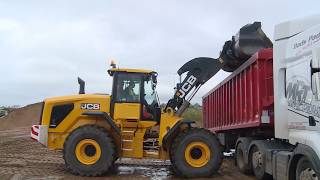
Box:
<box><xmin>142</xmin><ymin>75</ymin><xmax>160</xmax><ymax>120</ymax></box>
<box><xmin>115</xmin><ymin>73</ymin><xmax>141</xmax><ymax>103</ymax></box>
<box><xmin>144</xmin><ymin>79</ymin><xmax>157</xmax><ymax>106</ymax></box>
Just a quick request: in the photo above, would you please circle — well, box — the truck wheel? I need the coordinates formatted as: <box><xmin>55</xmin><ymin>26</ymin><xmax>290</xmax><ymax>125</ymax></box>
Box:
<box><xmin>250</xmin><ymin>141</ymin><xmax>272</xmax><ymax>180</ymax></box>
<box><xmin>296</xmin><ymin>157</ymin><xmax>319</xmax><ymax>180</ymax></box>
<box><xmin>63</xmin><ymin>125</ymin><xmax>116</xmax><ymax>176</ymax></box>
<box><xmin>235</xmin><ymin>137</ymin><xmax>253</xmax><ymax>174</ymax></box>
<box><xmin>170</xmin><ymin>128</ymin><xmax>223</xmax><ymax>178</ymax></box>
<box><xmin>236</xmin><ymin>142</ymin><xmax>250</xmax><ymax>174</ymax></box>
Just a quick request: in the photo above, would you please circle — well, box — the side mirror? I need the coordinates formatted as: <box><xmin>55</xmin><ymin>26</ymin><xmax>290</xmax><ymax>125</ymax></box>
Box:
<box><xmin>151</xmin><ymin>73</ymin><xmax>158</xmax><ymax>84</ymax></box>
<box><xmin>311</xmin><ymin>48</ymin><xmax>320</xmax><ymax>100</ymax></box>
<box><xmin>311</xmin><ymin>72</ymin><xmax>320</xmax><ymax>100</ymax></box>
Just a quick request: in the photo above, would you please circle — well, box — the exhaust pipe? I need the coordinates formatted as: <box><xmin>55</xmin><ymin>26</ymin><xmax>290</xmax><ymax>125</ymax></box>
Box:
<box><xmin>78</xmin><ymin>77</ymin><xmax>85</xmax><ymax>94</ymax></box>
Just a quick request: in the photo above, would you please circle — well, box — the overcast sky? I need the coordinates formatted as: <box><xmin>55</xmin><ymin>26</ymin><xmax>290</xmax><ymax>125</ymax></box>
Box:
<box><xmin>1</xmin><ymin>1</ymin><xmax>320</xmax><ymax>106</ymax></box>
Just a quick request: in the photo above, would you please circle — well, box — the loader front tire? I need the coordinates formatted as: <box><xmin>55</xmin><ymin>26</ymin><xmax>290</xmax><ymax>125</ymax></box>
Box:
<box><xmin>63</xmin><ymin>125</ymin><xmax>116</xmax><ymax>176</ymax></box>
<box><xmin>170</xmin><ymin>128</ymin><xmax>223</xmax><ymax>178</ymax></box>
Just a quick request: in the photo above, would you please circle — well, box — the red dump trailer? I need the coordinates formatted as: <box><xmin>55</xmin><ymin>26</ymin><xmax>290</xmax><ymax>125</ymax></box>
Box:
<box><xmin>202</xmin><ymin>17</ymin><xmax>320</xmax><ymax>180</ymax></box>
<box><xmin>203</xmin><ymin>48</ymin><xmax>274</xmax><ymax>145</ymax></box>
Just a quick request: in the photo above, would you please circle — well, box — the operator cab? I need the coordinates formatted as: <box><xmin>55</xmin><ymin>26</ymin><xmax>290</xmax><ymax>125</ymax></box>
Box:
<box><xmin>108</xmin><ymin>68</ymin><xmax>161</xmax><ymax>123</ymax></box>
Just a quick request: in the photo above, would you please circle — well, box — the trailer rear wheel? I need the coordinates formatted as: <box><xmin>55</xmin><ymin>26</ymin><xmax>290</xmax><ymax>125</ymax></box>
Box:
<box><xmin>63</xmin><ymin>125</ymin><xmax>116</xmax><ymax>176</ymax></box>
<box><xmin>296</xmin><ymin>157</ymin><xmax>319</xmax><ymax>180</ymax></box>
<box><xmin>236</xmin><ymin>137</ymin><xmax>254</xmax><ymax>174</ymax></box>
<box><xmin>170</xmin><ymin>128</ymin><xmax>223</xmax><ymax>178</ymax></box>
<box><xmin>236</xmin><ymin>142</ymin><xmax>251</xmax><ymax>174</ymax></box>
<box><xmin>250</xmin><ymin>141</ymin><xmax>272</xmax><ymax>180</ymax></box>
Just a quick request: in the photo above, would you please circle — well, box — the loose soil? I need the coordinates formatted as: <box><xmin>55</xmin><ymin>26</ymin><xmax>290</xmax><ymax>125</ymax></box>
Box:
<box><xmin>0</xmin><ymin>104</ymin><xmax>256</xmax><ymax>180</ymax></box>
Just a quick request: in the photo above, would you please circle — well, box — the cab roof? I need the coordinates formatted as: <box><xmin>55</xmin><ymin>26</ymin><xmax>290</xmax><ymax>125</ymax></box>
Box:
<box><xmin>108</xmin><ymin>68</ymin><xmax>156</xmax><ymax>76</ymax></box>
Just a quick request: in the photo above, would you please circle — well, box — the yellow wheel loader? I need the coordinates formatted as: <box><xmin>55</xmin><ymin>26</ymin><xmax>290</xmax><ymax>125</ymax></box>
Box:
<box><xmin>31</xmin><ymin>58</ymin><xmax>223</xmax><ymax>178</ymax></box>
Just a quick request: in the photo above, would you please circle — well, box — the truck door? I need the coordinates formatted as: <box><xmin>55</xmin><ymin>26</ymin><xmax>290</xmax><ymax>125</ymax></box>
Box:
<box><xmin>286</xmin><ymin>49</ymin><xmax>320</xmax><ymax>131</ymax></box>
<box><xmin>310</xmin><ymin>47</ymin><xmax>320</xmax><ymax>130</ymax></box>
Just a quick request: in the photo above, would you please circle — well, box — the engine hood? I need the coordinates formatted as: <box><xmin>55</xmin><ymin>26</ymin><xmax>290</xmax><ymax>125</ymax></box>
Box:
<box><xmin>44</xmin><ymin>94</ymin><xmax>110</xmax><ymax>104</ymax></box>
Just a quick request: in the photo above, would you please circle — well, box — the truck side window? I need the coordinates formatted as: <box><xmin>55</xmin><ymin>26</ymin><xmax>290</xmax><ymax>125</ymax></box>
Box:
<box><xmin>116</xmin><ymin>73</ymin><xmax>141</xmax><ymax>103</ymax></box>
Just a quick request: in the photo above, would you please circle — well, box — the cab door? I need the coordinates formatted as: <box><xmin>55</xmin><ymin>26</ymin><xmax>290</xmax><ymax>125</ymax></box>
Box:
<box><xmin>112</xmin><ymin>72</ymin><xmax>142</xmax><ymax>120</ymax></box>
<box><xmin>286</xmin><ymin>47</ymin><xmax>320</xmax><ymax>131</ymax></box>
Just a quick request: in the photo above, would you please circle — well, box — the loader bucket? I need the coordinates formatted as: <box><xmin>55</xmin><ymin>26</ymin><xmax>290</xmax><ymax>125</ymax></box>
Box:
<box><xmin>219</xmin><ymin>22</ymin><xmax>273</xmax><ymax>72</ymax></box>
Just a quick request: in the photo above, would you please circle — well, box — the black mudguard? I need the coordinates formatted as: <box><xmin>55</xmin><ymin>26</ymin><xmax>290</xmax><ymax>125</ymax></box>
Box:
<box><xmin>82</xmin><ymin>111</ymin><xmax>120</xmax><ymax>135</ymax></box>
<box><xmin>290</xmin><ymin>144</ymin><xmax>320</xmax><ymax>177</ymax></box>
<box><xmin>162</xmin><ymin>119</ymin><xmax>195</xmax><ymax>150</ymax></box>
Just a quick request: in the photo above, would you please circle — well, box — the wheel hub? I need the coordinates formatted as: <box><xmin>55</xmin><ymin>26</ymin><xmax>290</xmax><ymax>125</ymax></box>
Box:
<box><xmin>190</xmin><ymin>147</ymin><xmax>203</xmax><ymax>159</ymax></box>
<box><xmin>75</xmin><ymin>139</ymin><xmax>102</xmax><ymax>165</ymax></box>
<box><xmin>252</xmin><ymin>151</ymin><xmax>263</xmax><ymax>169</ymax></box>
<box><xmin>184</xmin><ymin>142</ymin><xmax>211</xmax><ymax>168</ymax></box>
<box><xmin>300</xmin><ymin>168</ymin><xmax>319</xmax><ymax>180</ymax></box>
<box><xmin>84</xmin><ymin>144</ymin><xmax>96</xmax><ymax>157</ymax></box>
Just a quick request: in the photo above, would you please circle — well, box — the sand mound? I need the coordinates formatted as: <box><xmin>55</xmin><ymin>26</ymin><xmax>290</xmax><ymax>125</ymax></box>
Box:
<box><xmin>0</xmin><ymin>103</ymin><xmax>42</xmax><ymax>130</ymax></box>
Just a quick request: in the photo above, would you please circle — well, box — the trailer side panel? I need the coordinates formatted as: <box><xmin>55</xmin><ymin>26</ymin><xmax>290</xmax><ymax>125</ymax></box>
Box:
<box><xmin>203</xmin><ymin>48</ymin><xmax>274</xmax><ymax>133</ymax></box>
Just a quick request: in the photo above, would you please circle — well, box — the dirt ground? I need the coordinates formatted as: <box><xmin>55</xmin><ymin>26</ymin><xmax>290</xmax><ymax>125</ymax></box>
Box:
<box><xmin>0</xmin><ymin>103</ymin><xmax>43</xmax><ymax>131</ymax></box>
<box><xmin>0</xmin><ymin>104</ymin><xmax>256</xmax><ymax>180</ymax></box>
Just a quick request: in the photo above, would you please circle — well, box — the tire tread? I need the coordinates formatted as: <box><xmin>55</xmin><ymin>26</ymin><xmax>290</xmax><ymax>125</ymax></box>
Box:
<box><xmin>63</xmin><ymin>124</ymin><xmax>115</xmax><ymax>177</ymax></box>
<box><xmin>170</xmin><ymin>127</ymin><xmax>223</xmax><ymax>178</ymax></box>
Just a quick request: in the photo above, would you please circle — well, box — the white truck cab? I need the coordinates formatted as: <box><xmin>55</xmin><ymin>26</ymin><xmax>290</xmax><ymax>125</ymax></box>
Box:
<box><xmin>274</xmin><ymin>15</ymin><xmax>320</xmax><ymax>180</ymax></box>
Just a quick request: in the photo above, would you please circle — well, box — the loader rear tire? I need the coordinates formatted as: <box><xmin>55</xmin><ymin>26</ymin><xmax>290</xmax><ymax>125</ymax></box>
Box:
<box><xmin>170</xmin><ymin>128</ymin><xmax>223</xmax><ymax>178</ymax></box>
<box><xmin>63</xmin><ymin>125</ymin><xmax>116</xmax><ymax>176</ymax></box>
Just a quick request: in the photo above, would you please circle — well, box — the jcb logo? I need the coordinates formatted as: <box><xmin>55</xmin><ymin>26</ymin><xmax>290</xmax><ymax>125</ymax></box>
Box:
<box><xmin>177</xmin><ymin>75</ymin><xmax>197</xmax><ymax>98</ymax></box>
<box><xmin>81</xmin><ymin>103</ymin><xmax>100</xmax><ymax>110</ymax></box>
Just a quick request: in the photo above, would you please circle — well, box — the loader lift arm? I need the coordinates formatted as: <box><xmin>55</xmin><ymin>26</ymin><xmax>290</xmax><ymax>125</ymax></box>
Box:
<box><xmin>164</xmin><ymin>57</ymin><xmax>222</xmax><ymax>115</ymax></box>
<box><xmin>164</xmin><ymin>22</ymin><xmax>272</xmax><ymax>116</ymax></box>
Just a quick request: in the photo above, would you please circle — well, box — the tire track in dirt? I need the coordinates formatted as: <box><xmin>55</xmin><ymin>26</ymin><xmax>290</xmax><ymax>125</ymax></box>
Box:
<box><xmin>0</xmin><ymin>127</ymin><xmax>256</xmax><ymax>180</ymax></box>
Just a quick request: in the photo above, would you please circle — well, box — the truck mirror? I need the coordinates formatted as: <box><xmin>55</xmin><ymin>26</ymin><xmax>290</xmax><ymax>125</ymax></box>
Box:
<box><xmin>311</xmin><ymin>48</ymin><xmax>320</xmax><ymax>100</ymax></box>
<box><xmin>311</xmin><ymin>72</ymin><xmax>320</xmax><ymax>100</ymax></box>
<box><xmin>312</xmin><ymin>47</ymin><xmax>320</xmax><ymax>69</ymax></box>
